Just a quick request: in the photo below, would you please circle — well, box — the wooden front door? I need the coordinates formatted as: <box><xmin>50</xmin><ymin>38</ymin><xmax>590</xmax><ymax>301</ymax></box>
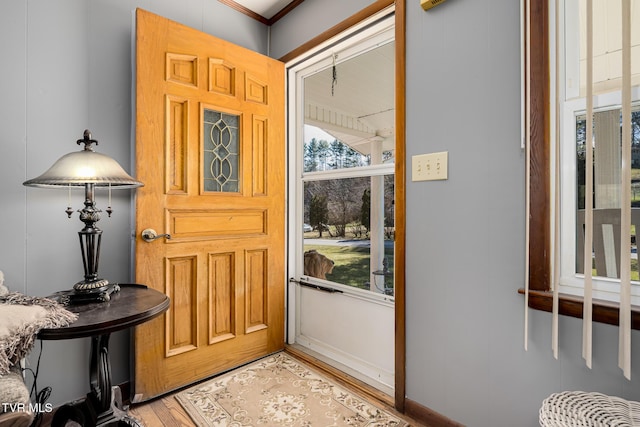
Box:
<box><xmin>132</xmin><ymin>8</ymin><xmax>285</xmax><ymax>401</ymax></box>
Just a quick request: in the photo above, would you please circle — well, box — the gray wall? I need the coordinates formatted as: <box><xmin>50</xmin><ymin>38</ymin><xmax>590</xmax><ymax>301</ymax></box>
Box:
<box><xmin>2</xmin><ymin>0</ymin><xmax>639</xmax><ymax>424</ymax></box>
<box><xmin>0</xmin><ymin>0</ymin><xmax>267</xmax><ymax>407</ymax></box>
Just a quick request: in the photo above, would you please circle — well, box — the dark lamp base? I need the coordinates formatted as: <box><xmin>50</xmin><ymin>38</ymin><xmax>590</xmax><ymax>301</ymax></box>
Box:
<box><xmin>53</xmin><ymin>283</ymin><xmax>120</xmax><ymax>305</ymax></box>
<box><xmin>74</xmin><ymin>278</ymin><xmax>110</xmax><ymax>291</ymax></box>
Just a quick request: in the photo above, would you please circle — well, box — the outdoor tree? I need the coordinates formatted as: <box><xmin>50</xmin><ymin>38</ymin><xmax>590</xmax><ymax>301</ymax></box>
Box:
<box><xmin>304</xmin><ymin>138</ymin><xmax>320</xmax><ymax>172</ymax></box>
<box><xmin>326</xmin><ymin>177</ymin><xmax>367</xmax><ymax>237</ymax></box>
<box><xmin>306</xmin><ymin>136</ymin><xmax>368</xmax><ymax>173</ymax></box>
<box><xmin>309</xmin><ymin>194</ymin><xmax>329</xmax><ymax>237</ymax></box>
<box><xmin>304</xmin><ymin>138</ymin><xmax>331</xmax><ymax>172</ymax></box>
<box><xmin>303</xmin><ymin>133</ymin><xmax>387</xmax><ymax>238</ymax></box>
<box><xmin>360</xmin><ymin>188</ymin><xmax>370</xmax><ymax>231</ymax></box>
<box><xmin>384</xmin><ymin>175</ymin><xmax>395</xmax><ymax>238</ymax></box>
<box><xmin>329</xmin><ymin>140</ymin><xmax>346</xmax><ymax>169</ymax></box>
<box><xmin>327</xmin><ymin>139</ymin><xmax>367</xmax><ymax>169</ymax></box>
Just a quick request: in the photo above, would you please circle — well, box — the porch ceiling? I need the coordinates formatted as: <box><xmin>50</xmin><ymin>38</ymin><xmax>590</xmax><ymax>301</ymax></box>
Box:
<box><xmin>303</xmin><ymin>41</ymin><xmax>396</xmax><ymax>155</ymax></box>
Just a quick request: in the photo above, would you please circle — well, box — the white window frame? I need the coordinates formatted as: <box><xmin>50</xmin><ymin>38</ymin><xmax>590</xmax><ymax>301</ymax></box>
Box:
<box><xmin>556</xmin><ymin>0</ymin><xmax>640</xmax><ymax>305</ymax></box>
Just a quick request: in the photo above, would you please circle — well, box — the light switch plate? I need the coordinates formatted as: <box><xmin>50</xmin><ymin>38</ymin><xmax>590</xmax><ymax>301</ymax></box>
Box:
<box><xmin>412</xmin><ymin>151</ymin><xmax>448</xmax><ymax>181</ymax></box>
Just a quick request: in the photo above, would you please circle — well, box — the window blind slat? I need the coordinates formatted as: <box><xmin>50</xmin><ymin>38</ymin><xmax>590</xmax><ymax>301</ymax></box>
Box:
<box><xmin>524</xmin><ymin>0</ymin><xmax>531</xmax><ymax>352</ymax></box>
<box><xmin>552</xmin><ymin>0</ymin><xmax>561</xmax><ymax>360</ymax></box>
<box><xmin>582</xmin><ymin>0</ymin><xmax>594</xmax><ymax>369</ymax></box>
<box><xmin>619</xmin><ymin>0</ymin><xmax>632</xmax><ymax>380</ymax></box>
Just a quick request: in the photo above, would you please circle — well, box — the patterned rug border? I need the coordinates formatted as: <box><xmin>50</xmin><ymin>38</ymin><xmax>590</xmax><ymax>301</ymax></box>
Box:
<box><xmin>175</xmin><ymin>352</ymin><xmax>409</xmax><ymax>426</ymax></box>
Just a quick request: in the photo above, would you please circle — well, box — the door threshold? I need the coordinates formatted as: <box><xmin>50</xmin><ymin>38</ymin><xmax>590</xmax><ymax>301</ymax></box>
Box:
<box><xmin>285</xmin><ymin>344</ymin><xmax>394</xmax><ymax>408</ymax></box>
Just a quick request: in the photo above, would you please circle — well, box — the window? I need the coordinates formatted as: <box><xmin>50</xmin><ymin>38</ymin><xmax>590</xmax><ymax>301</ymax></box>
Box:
<box><xmin>203</xmin><ymin>108</ymin><xmax>240</xmax><ymax>193</ymax></box>
<box><xmin>524</xmin><ymin>0</ymin><xmax>640</xmax><ymax>329</ymax></box>
<box><xmin>570</xmin><ymin>108</ymin><xmax>640</xmax><ymax>280</ymax></box>
<box><xmin>526</xmin><ymin>0</ymin><xmax>637</xmax><ymax>376</ymax></box>
<box><xmin>555</xmin><ymin>0</ymin><xmax>640</xmax><ymax>305</ymax></box>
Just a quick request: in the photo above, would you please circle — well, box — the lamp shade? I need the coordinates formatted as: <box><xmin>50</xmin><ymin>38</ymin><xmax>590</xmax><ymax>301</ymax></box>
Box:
<box><xmin>23</xmin><ymin>130</ymin><xmax>143</xmax><ymax>188</ymax></box>
<box><xmin>21</xmin><ymin>130</ymin><xmax>142</xmax><ymax>304</ymax></box>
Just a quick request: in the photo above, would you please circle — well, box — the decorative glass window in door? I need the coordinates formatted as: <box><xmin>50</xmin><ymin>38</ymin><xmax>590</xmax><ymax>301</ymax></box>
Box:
<box><xmin>203</xmin><ymin>108</ymin><xmax>239</xmax><ymax>192</ymax></box>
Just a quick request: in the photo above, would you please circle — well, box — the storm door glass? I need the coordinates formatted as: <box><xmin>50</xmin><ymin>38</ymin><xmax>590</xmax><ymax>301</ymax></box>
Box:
<box><xmin>203</xmin><ymin>108</ymin><xmax>239</xmax><ymax>192</ymax></box>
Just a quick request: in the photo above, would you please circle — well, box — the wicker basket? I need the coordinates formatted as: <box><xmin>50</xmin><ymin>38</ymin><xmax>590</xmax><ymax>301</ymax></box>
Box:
<box><xmin>540</xmin><ymin>391</ymin><xmax>640</xmax><ymax>426</ymax></box>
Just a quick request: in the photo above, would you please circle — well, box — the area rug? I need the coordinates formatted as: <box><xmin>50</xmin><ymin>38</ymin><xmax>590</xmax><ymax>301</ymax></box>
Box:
<box><xmin>175</xmin><ymin>352</ymin><xmax>409</xmax><ymax>426</ymax></box>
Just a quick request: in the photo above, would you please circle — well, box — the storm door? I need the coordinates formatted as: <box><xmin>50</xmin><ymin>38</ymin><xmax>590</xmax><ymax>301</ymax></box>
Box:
<box><xmin>286</xmin><ymin>9</ymin><xmax>396</xmax><ymax>395</ymax></box>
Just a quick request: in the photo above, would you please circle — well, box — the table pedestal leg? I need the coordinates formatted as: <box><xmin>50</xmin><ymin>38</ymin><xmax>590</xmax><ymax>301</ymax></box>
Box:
<box><xmin>52</xmin><ymin>334</ymin><xmax>143</xmax><ymax>426</ymax></box>
<box><xmin>89</xmin><ymin>334</ymin><xmax>112</xmax><ymax>420</ymax></box>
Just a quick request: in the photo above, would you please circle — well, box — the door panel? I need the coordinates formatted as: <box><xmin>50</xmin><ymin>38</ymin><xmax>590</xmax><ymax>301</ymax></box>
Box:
<box><xmin>133</xmin><ymin>8</ymin><xmax>285</xmax><ymax>401</ymax></box>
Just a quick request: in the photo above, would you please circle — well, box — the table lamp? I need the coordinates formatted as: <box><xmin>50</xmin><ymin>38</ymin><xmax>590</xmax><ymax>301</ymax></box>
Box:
<box><xmin>23</xmin><ymin>130</ymin><xmax>143</xmax><ymax>304</ymax></box>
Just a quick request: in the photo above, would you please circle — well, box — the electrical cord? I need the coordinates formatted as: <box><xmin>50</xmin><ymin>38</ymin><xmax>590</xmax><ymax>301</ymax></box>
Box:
<box><xmin>23</xmin><ymin>339</ymin><xmax>52</xmax><ymax>427</ymax></box>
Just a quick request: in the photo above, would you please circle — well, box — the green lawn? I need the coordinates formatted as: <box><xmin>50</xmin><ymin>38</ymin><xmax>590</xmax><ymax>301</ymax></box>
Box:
<box><xmin>304</xmin><ymin>243</ymin><xmax>394</xmax><ymax>291</ymax></box>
